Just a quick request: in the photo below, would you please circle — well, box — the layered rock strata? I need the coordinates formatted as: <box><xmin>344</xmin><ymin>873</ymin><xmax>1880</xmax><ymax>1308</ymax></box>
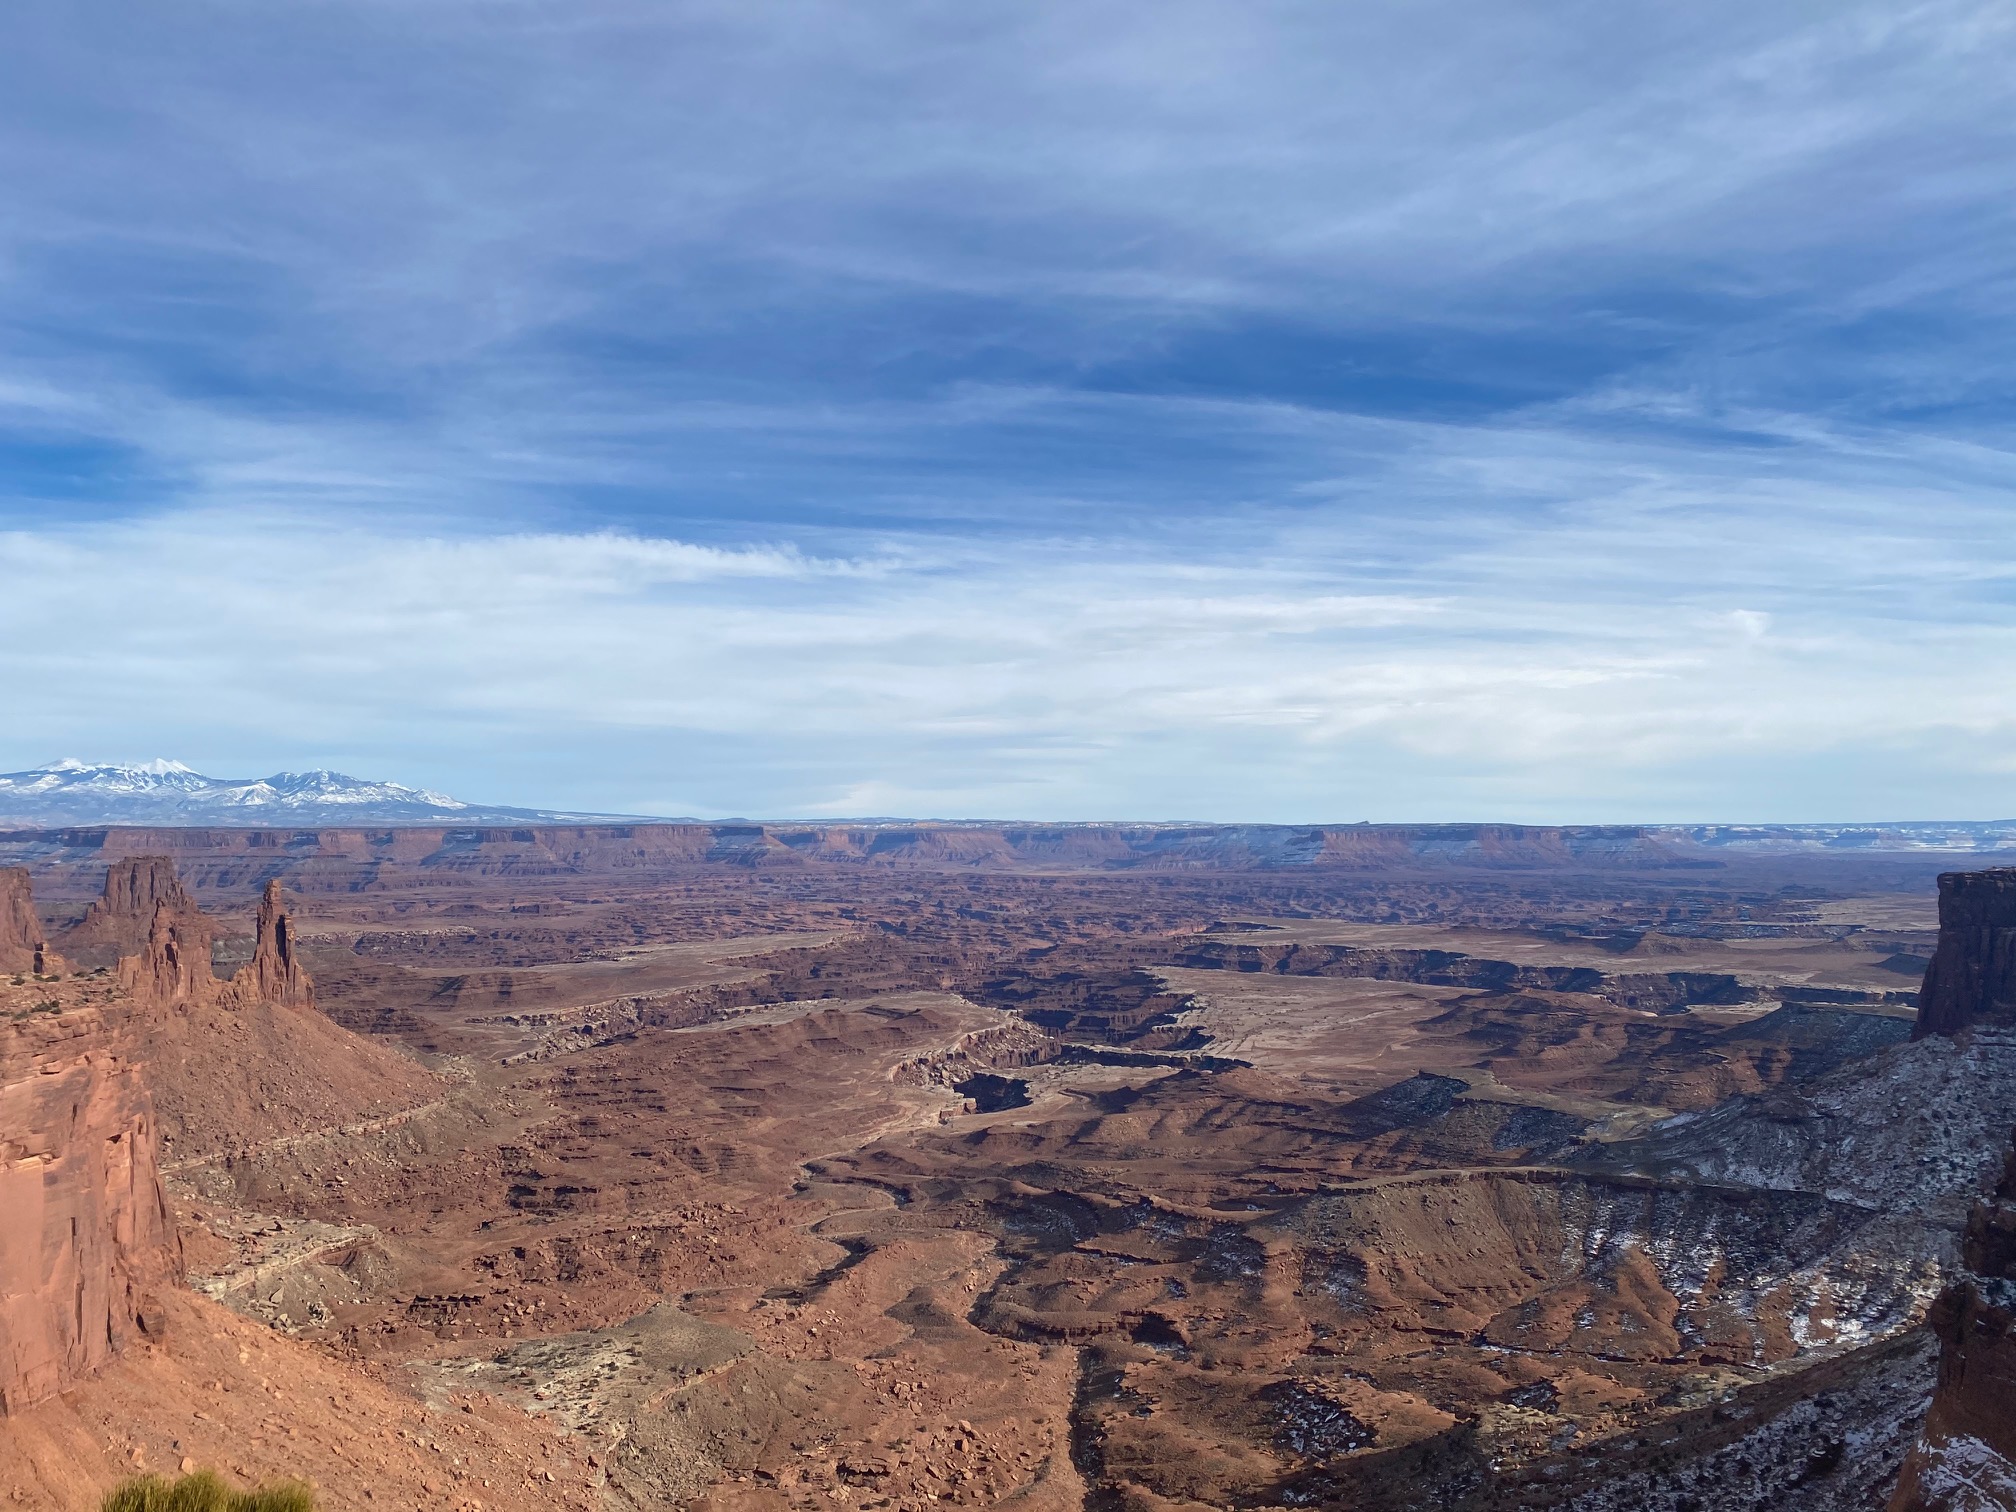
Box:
<box><xmin>1892</xmin><ymin>1130</ymin><xmax>2016</xmax><ymax>1509</ymax></box>
<box><xmin>106</xmin><ymin>868</ymin><xmax>313</xmax><ymax>1014</ymax></box>
<box><xmin>61</xmin><ymin>856</ymin><xmax>207</xmax><ymax>966</ymax></box>
<box><xmin>218</xmin><ymin>880</ymin><xmax>313</xmax><ymax>1010</ymax></box>
<box><xmin>1886</xmin><ymin>866</ymin><xmax>2016</xmax><ymax>1507</ymax></box>
<box><xmin>1916</xmin><ymin>867</ymin><xmax>2016</xmax><ymax>1038</ymax></box>
<box><xmin>116</xmin><ymin>902</ymin><xmax>218</xmax><ymax>1007</ymax></box>
<box><xmin>0</xmin><ymin>868</ymin><xmax>59</xmax><ymax>976</ymax></box>
<box><xmin>0</xmin><ymin>1006</ymin><xmax>180</xmax><ymax>1415</ymax></box>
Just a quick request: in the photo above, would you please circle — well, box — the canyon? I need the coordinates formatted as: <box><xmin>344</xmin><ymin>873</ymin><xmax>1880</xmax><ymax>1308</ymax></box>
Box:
<box><xmin>0</xmin><ymin>823</ymin><xmax>2011</xmax><ymax>1510</ymax></box>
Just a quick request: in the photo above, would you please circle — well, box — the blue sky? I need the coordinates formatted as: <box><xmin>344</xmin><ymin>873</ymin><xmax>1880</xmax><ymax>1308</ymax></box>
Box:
<box><xmin>2</xmin><ymin>0</ymin><xmax>2014</xmax><ymax>820</ymax></box>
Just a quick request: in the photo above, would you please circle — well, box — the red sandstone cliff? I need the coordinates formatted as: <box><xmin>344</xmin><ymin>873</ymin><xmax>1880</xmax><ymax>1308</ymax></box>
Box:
<box><xmin>116</xmin><ymin>902</ymin><xmax>218</xmax><ymax>1008</ymax></box>
<box><xmin>217</xmin><ymin>880</ymin><xmax>311</xmax><ymax>1010</ymax></box>
<box><xmin>61</xmin><ymin>856</ymin><xmax>208</xmax><ymax>968</ymax></box>
<box><xmin>0</xmin><ymin>1005</ymin><xmax>180</xmax><ymax>1416</ymax></box>
<box><xmin>102</xmin><ymin>867</ymin><xmax>312</xmax><ymax>1015</ymax></box>
<box><xmin>0</xmin><ymin>861</ymin><xmax>409</xmax><ymax>1427</ymax></box>
<box><xmin>0</xmin><ymin>869</ymin><xmax>60</xmax><ymax>977</ymax></box>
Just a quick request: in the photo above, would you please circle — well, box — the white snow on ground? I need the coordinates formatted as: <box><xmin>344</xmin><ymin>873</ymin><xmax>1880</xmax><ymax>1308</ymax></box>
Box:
<box><xmin>1906</xmin><ymin>1432</ymin><xmax>2016</xmax><ymax>1512</ymax></box>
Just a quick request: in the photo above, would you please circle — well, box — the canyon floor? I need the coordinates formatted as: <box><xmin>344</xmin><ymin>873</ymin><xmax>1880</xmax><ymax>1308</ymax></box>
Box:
<box><xmin>3</xmin><ymin>828</ymin><xmax>2009</xmax><ymax>1511</ymax></box>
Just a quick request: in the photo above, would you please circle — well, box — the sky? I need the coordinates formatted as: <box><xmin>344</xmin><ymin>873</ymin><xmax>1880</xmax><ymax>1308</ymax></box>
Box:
<box><xmin>2</xmin><ymin>0</ymin><xmax>2014</xmax><ymax>822</ymax></box>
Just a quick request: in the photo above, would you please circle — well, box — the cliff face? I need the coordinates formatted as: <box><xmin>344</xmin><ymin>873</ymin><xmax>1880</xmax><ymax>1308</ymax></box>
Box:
<box><xmin>1887</xmin><ymin>866</ymin><xmax>2016</xmax><ymax>1508</ymax></box>
<box><xmin>0</xmin><ymin>820</ymin><xmax>1718</xmax><ymax>890</ymax></box>
<box><xmin>0</xmin><ymin>868</ymin><xmax>59</xmax><ymax>976</ymax></box>
<box><xmin>100</xmin><ymin>866</ymin><xmax>312</xmax><ymax>1014</ymax></box>
<box><xmin>1915</xmin><ymin>868</ymin><xmax>2016</xmax><ymax>1038</ymax></box>
<box><xmin>1891</xmin><ymin>1131</ymin><xmax>2016</xmax><ymax>1510</ymax></box>
<box><xmin>0</xmin><ymin>1006</ymin><xmax>180</xmax><ymax>1416</ymax></box>
<box><xmin>61</xmin><ymin>856</ymin><xmax>207</xmax><ymax>967</ymax></box>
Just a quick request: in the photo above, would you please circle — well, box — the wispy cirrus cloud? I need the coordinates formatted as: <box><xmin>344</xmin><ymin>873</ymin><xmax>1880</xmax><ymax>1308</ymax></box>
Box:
<box><xmin>0</xmin><ymin>1</ymin><xmax>2013</xmax><ymax>817</ymax></box>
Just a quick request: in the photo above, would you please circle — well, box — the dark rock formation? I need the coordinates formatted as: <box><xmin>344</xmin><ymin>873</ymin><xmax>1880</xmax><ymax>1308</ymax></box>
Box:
<box><xmin>1915</xmin><ymin>868</ymin><xmax>2016</xmax><ymax>1038</ymax></box>
<box><xmin>0</xmin><ymin>1006</ymin><xmax>181</xmax><ymax>1415</ymax></box>
<box><xmin>0</xmin><ymin>869</ymin><xmax>60</xmax><ymax>977</ymax></box>
<box><xmin>1891</xmin><ymin>1129</ymin><xmax>2016</xmax><ymax>1509</ymax></box>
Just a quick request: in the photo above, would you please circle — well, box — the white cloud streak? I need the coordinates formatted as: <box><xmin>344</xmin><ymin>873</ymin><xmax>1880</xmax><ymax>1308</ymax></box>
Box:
<box><xmin>0</xmin><ymin>2</ymin><xmax>2012</xmax><ymax>818</ymax></box>
<box><xmin>5</xmin><ymin>395</ymin><xmax>2015</xmax><ymax>820</ymax></box>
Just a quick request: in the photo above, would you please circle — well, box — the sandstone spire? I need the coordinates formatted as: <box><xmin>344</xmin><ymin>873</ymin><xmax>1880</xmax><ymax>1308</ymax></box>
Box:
<box><xmin>84</xmin><ymin>857</ymin><xmax>219</xmax><ymax>1007</ymax></box>
<box><xmin>0</xmin><ymin>867</ymin><xmax>61</xmax><ymax>977</ymax></box>
<box><xmin>220</xmin><ymin>879</ymin><xmax>313</xmax><ymax>1010</ymax></box>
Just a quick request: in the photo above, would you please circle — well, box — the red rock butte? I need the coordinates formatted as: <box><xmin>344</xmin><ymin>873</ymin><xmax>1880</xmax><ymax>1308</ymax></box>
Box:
<box><xmin>0</xmin><ymin>828</ymin><xmax>2009</xmax><ymax>1509</ymax></box>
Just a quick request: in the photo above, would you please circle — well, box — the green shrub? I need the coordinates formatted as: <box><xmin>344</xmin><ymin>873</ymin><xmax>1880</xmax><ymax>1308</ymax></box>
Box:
<box><xmin>102</xmin><ymin>1470</ymin><xmax>316</xmax><ymax>1512</ymax></box>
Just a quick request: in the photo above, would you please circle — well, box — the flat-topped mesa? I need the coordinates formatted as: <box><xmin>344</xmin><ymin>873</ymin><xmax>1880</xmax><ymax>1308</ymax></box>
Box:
<box><xmin>1915</xmin><ymin>868</ymin><xmax>2016</xmax><ymax>1039</ymax></box>
<box><xmin>219</xmin><ymin>880</ymin><xmax>313</xmax><ymax>1011</ymax></box>
<box><xmin>0</xmin><ymin>868</ymin><xmax>61</xmax><ymax>976</ymax></box>
<box><xmin>62</xmin><ymin>855</ymin><xmax>205</xmax><ymax>964</ymax></box>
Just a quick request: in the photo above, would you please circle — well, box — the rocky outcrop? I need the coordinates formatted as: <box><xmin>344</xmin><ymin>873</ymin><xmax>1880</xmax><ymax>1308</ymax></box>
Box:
<box><xmin>218</xmin><ymin>881</ymin><xmax>312</xmax><ymax>1011</ymax></box>
<box><xmin>116</xmin><ymin>900</ymin><xmax>219</xmax><ymax>1007</ymax></box>
<box><xmin>0</xmin><ymin>1006</ymin><xmax>180</xmax><ymax>1415</ymax></box>
<box><xmin>1885</xmin><ymin>867</ymin><xmax>2016</xmax><ymax>1506</ymax></box>
<box><xmin>1891</xmin><ymin>1129</ymin><xmax>2016</xmax><ymax>1509</ymax></box>
<box><xmin>98</xmin><ymin>866</ymin><xmax>311</xmax><ymax>1013</ymax></box>
<box><xmin>0</xmin><ymin>869</ymin><xmax>59</xmax><ymax>977</ymax></box>
<box><xmin>1915</xmin><ymin>868</ymin><xmax>2016</xmax><ymax>1038</ymax></box>
<box><xmin>61</xmin><ymin>856</ymin><xmax>207</xmax><ymax>966</ymax></box>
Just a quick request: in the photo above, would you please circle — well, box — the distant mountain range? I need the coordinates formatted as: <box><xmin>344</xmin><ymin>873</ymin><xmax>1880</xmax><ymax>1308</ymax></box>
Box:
<box><xmin>1</xmin><ymin>760</ymin><xmax>2013</xmax><ymax>846</ymax></box>
<box><xmin>0</xmin><ymin>760</ymin><xmax>654</xmax><ymax>827</ymax></box>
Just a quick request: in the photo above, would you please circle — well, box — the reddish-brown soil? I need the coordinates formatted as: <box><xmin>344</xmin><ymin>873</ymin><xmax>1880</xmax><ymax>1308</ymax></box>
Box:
<box><xmin>0</xmin><ymin>830</ymin><xmax>1985</xmax><ymax>1512</ymax></box>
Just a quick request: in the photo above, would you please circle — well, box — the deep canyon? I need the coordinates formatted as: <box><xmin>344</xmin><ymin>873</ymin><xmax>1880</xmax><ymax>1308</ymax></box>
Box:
<box><xmin>1</xmin><ymin>822</ymin><xmax>2012</xmax><ymax>1511</ymax></box>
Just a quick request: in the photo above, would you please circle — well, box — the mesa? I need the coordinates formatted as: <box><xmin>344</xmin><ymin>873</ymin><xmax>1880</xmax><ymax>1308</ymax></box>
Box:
<box><xmin>2</xmin><ymin>820</ymin><xmax>2011</xmax><ymax>1512</ymax></box>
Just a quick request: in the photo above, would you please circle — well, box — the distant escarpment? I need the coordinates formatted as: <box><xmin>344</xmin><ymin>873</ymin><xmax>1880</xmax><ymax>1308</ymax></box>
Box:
<box><xmin>1915</xmin><ymin>867</ymin><xmax>2016</xmax><ymax>1038</ymax></box>
<box><xmin>0</xmin><ymin>821</ymin><xmax>1724</xmax><ymax>888</ymax></box>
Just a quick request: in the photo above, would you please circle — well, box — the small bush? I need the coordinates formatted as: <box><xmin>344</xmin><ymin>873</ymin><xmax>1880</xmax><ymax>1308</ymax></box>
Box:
<box><xmin>102</xmin><ymin>1470</ymin><xmax>316</xmax><ymax>1512</ymax></box>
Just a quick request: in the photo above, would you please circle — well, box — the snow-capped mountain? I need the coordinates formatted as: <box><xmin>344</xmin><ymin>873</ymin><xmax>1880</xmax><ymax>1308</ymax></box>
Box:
<box><xmin>0</xmin><ymin>760</ymin><xmax>649</xmax><ymax>827</ymax></box>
